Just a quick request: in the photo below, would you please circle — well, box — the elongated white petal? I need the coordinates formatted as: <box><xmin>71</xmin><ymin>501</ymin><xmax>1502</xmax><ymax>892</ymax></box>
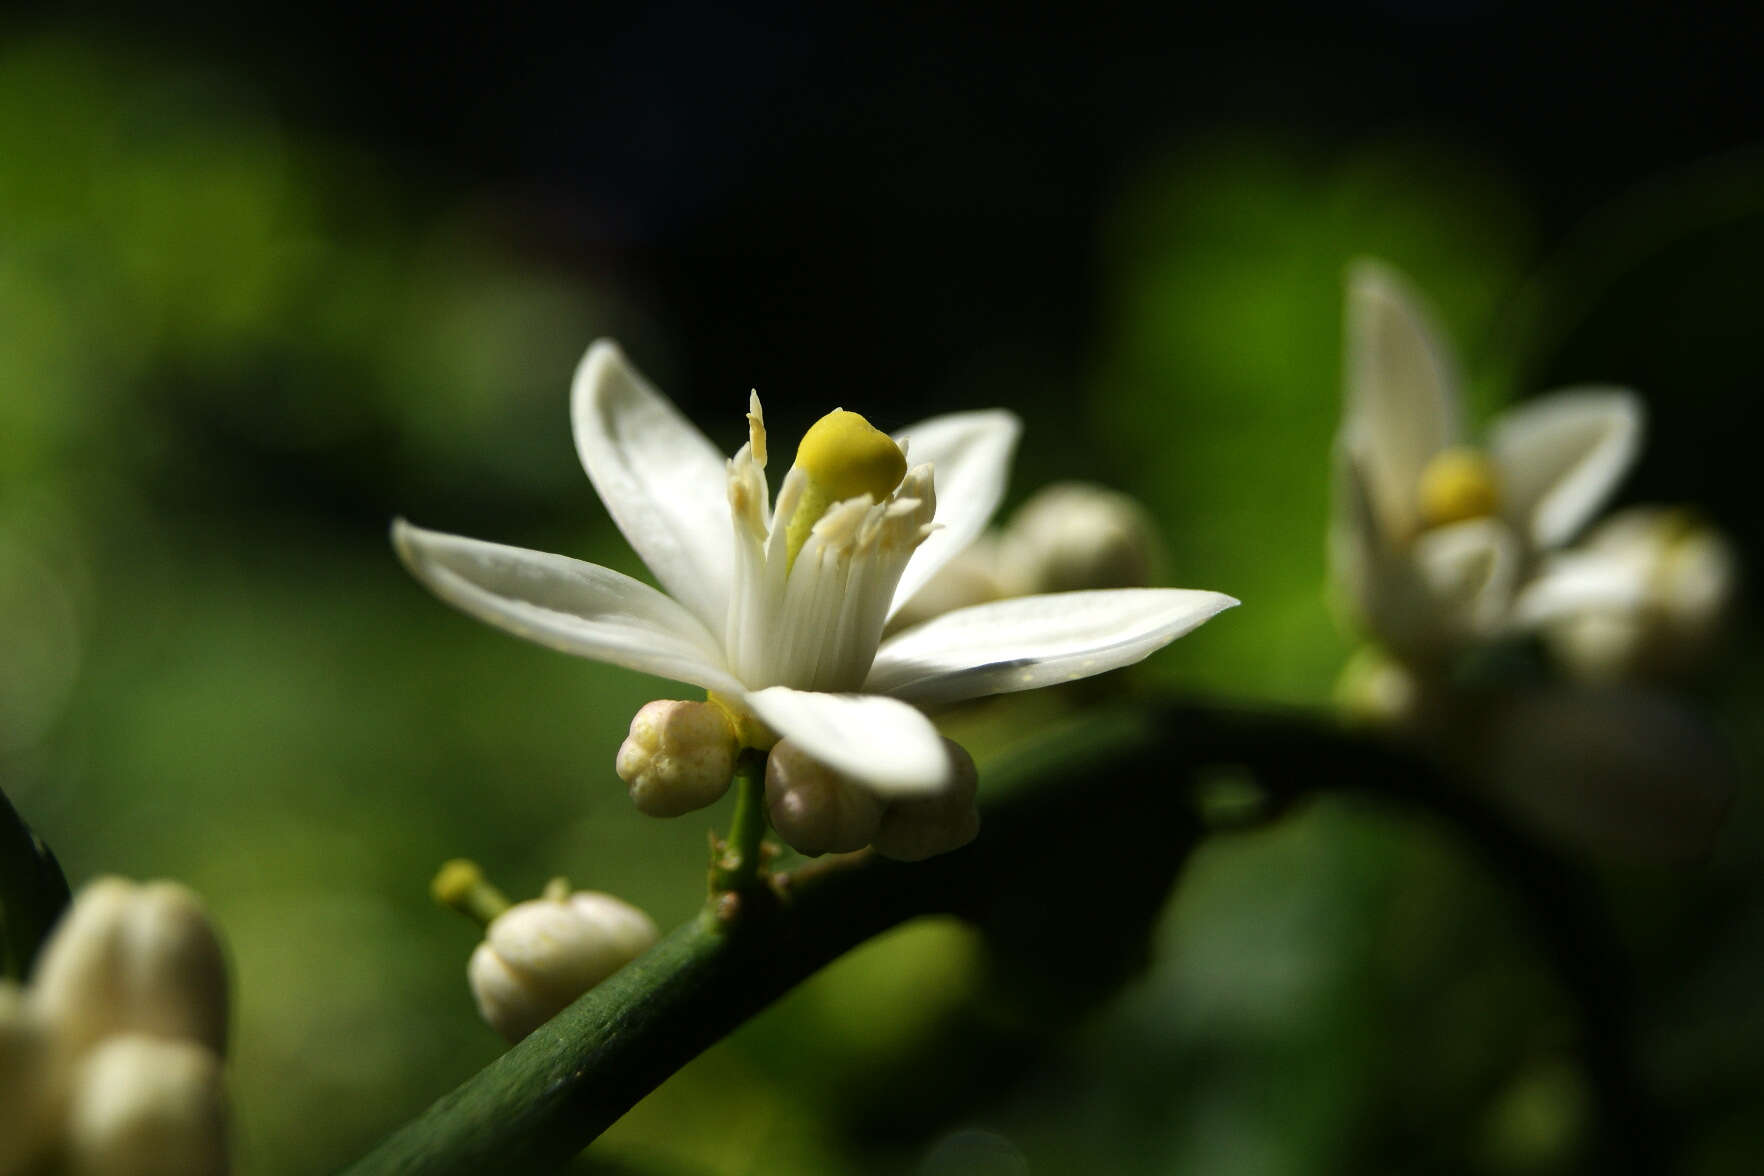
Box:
<box><xmin>867</xmin><ymin>588</ymin><xmax>1238</xmax><ymax>706</ymax></box>
<box><xmin>888</xmin><ymin>409</ymin><xmax>1021</xmax><ymax>618</ymax></box>
<box><xmin>571</xmin><ymin>341</ymin><xmax>733</xmax><ymax>630</ymax></box>
<box><xmin>1327</xmin><ymin>446</ymin><xmax>1384</xmax><ymax>622</ymax></box>
<box><xmin>741</xmin><ymin>687</ymin><xmax>953</xmax><ymax>797</ymax></box>
<box><xmin>1344</xmin><ymin>261</ymin><xmax>1462</xmax><ymax>540</ymax></box>
<box><xmin>393</xmin><ymin>520</ymin><xmax>743</xmax><ymax>695</ymax></box>
<box><xmin>1512</xmin><ymin>551</ymin><xmax>1649</xmax><ymax>625</ymax></box>
<box><xmin>1489</xmin><ymin>389</ymin><xmax>1643</xmax><ymax>549</ymax></box>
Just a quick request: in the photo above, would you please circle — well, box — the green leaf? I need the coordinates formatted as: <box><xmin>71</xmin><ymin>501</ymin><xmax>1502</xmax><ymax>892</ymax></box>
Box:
<box><xmin>0</xmin><ymin>784</ymin><xmax>71</xmax><ymax>980</ymax></box>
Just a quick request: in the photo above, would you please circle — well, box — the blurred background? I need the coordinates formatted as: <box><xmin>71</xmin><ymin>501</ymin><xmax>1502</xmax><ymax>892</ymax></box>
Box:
<box><xmin>3</xmin><ymin>2</ymin><xmax>1762</xmax><ymax>1172</ymax></box>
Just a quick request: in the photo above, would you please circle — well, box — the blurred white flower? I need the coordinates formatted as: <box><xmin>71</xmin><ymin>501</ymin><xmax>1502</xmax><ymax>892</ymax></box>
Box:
<box><xmin>29</xmin><ymin>878</ymin><xmax>228</xmax><ymax>1059</ymax></box>
<box><xmin>1517</xmin><ymin>507</ymin><xmax>1738</xmax><ymax>683</ymax></box>
<box><xmin>2</xmin><ymin>878</ymin><xmax>230</xmax><ymax>1176</ymax></box>
<box><xmin>1330</xmin><ymin>262</ymin><xmax>1643</xmax><ymax>662</ymax></box>
<box><xmin>997</xmin><ymin>481</ymin><xmax>1164</xmax><ymax>596</ymax></box>
<box><xmin>397</xmin><ymin>341</ymin><xmax>1235</xmax><ymax>808</ymax></box>
<box><xmin>467</xmin><ymin>886</ymin><xmax>659</xmax><ymax>1042</ymax></box>
<box><xmin>61</xmin><ymin>1036</ymin><xmax>228</xmax><ymax>1176</ymax></box>
<box><xmin>1</xmin><ymin>982</ymin><xmax>60</xmax><ymax>1175</ymax></box>
<box><xmin>887</xmin><ymin>481</ymin><xmax>1166</xmax><ymax>633</ymax></box>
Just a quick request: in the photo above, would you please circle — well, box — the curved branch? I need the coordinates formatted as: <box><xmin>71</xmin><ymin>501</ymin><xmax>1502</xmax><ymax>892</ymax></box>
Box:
<box><xmin>344</xmin><ymin>702</ymin><xmax>1655</xmax><ymax>1175</ymax></box>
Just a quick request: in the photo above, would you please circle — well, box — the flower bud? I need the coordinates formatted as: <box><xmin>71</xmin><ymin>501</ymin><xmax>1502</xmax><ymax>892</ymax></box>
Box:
<box><xmin>1</xmin><ymin>981</ymin><xmax>61</xmax><ymax>1174</ymax></box>
<box><xmin>871</xmin><ymin>739</ymin><xmax>980</xmax><ymax>862</ymax></box>
<box><xmin>1000</xmin><ymin>482</ymin><xmax>1163</xmax><ymax>595</ymax></box>
<box><xmin>1542</xmin><ymin>509</ymin><xmax>1737</xmax><ymax>683</ymax></box>
<box><xmin>30</xmin><ymin>878</ymin><xmax>228</xmax><ymax>1058</ymax></box>
<box><xmin>616</xmin><ymin>700</ymin><xmax>739</xmax><ymax>817</ymax></box>
<box><xmin>61</xmin><ymin>1035</ymin><xmax>228</xmax><ymax>1176</ymax></box>
<box><xmin>764</xmin><ymin>739</ymin><xmax>885</xmax><ymax>856</ymax></box>
<box><xmin>468</xmin><ymin>890</ymin><xmax>659</xmax><ymax>1041</ymax></box>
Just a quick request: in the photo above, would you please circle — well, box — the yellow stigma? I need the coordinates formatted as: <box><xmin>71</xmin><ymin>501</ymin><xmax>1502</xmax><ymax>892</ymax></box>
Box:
<box><xmin>1417</xmin><ymin>447</ymin><xmax>1500</xmax><ymax>528</ymax></box>
<box><xmin>786</xmin><ymin>408</ymin><xmax>906</xmax><ymax>563</ymax></box>
<box><xmin>430</xmin><ymin>858</ymin><xmax>485</xmax><ymax>907</ymax></box>
<box><xmin>430</xmin><ymin>858</ymin><xmax>511</xmax><ymax>928</ymax></box>
<box><xmin>796</xmin><ymin>408</ymin><xmax>905</xmax><ymax>502</ymax></box>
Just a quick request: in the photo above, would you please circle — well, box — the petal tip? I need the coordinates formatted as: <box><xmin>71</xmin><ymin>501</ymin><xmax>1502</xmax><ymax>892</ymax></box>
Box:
<box><xmin>572</xmin><ymin>338</ymin><xmax>634</xmax><ymax>406</ymax></box>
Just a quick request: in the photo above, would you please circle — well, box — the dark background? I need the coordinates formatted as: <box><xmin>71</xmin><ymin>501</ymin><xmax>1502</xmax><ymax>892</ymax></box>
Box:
<box><xmin>4</xmin><ymin>3</ymin><xmax>1762</xmax><ymax>1172</ymax></box>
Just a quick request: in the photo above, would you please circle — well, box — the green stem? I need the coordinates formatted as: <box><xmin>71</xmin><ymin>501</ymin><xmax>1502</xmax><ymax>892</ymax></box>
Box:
<box><xmin>710</xmin><ymin>749</ymin><xmax>768</xmax><ymax>895</ymax></box>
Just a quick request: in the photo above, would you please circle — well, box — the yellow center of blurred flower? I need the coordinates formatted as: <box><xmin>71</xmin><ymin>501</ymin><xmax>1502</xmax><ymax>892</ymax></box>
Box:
<box><xmin>786</xmin><ymin>408</ymin><xmax>907</xmax><ymax>562</ymax></box>
<box><xmin>1417</xmin><ymin>447</ymin><xmax>1500</xmax><ymax>528</ymax></box>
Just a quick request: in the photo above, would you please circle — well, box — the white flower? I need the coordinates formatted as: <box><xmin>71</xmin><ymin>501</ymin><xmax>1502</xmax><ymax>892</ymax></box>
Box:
<box><xmin>395</xmin><ymin>341</ymin><xmax>1236</xmax><ymax>800</ymax></box>
<box><xmin>1330</xmin><ymin>261</ymin><xmax>1643</xmax><ymax>661</ymax></box>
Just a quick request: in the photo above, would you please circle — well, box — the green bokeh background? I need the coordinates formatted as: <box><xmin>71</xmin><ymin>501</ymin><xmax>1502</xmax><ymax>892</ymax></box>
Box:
<box><xmin>3</xmin><ymin>19</ymin><xmax>1762</xmax><ymax>1175</ymax></box>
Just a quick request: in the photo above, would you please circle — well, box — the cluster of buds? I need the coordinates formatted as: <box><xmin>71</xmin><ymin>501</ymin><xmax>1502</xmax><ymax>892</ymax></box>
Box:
<box><xmin>1</xmin><ymin>878</ymin><xmax>230</xmax><ymax>1176</ymax></box>
<box><xmin>1328</xmin><ymin>261</ymin><xmax>1738</xmax><ymax>858</ymax></box>
<box><xmin>433</xmin><ymin>862</ymin><xmax>658</xmax><ymax>1042</ymax></box>
<box><xmin>764</xmin><ymin>735</ymin><xmax>980</xmax><ymax>861</ymax></box>
<box><xmin>614</xmin><ymin>701</ymin><xmax>983</xmax><ymax>862</ymax></box>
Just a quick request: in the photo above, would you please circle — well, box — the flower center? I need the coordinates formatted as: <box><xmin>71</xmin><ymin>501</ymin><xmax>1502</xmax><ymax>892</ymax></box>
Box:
<box><xmin>721</xmin><ymin>399</ymin><xmax>934</xmax><ymax>697</ymax></box>
<box><xmin>1417</xmin><ymin>446</ymin><xmax>1500</xmax><ymax>529</ymax></box>
<box><xmin>785</xmin><ymin>408</ymin><xmax>907</xmax><ymax>563</ymax></box>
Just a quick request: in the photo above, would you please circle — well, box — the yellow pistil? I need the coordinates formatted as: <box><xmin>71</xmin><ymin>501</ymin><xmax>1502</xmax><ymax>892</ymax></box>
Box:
<box><xmin>1417</xmin><ymin>446</ymin><xmax>1500</xmax><ymax>529</ymax></box>
<box><xmin>785</xmin><ymin>408</ymin><xmax>907</xmax><ymax>564</ymax></box>
<box><xmin>430</xmin><ymin>858</ymin><xmax>511</xmax><ymax>928</ymax></box>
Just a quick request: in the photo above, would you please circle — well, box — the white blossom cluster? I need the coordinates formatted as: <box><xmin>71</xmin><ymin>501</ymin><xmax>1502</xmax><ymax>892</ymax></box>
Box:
<box><xmin>1329</xmin><ymin>262</ymin><xmax>1737</xmax><ymax>858</ymax></box>
<box><xmin>1330</xmin><ymin>261</ymin><xmax>1735</xmax><ymax>687</ymax></box>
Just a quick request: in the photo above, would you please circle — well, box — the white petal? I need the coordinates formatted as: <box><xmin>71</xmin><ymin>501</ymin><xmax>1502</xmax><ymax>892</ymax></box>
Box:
<box><xmin>393</xmin><ymin>520</ymin><xmax>743</xmax><ymax>695</ymax></box>
<box><xmin>1343</xmin><ymin>261</ymin><xmax>1462</xmax><ymax>540</ymax></box>
<box><xmin>866</xmin><ymin>588</ymin><xmax>1238</xmax><ymax>706</ymax></box>
<box><xmin>1410</xmin><ymin>517</ymin><xmax>1519</xmax><ymax>636</ymax></box>
<box><xmin>571</xmin><ymin>340</ymin><xmax>733</xmax><ymax>630</ymax></box>
<box><xmin>888</xmin><ymin>409</ymin><xmax>1022</xmax><ymax>618</ymax></box>
<box><xmin>1512</xmin><ymin>550</ymin><xmax>1649</xmax><ymax>625</ymax></box>
<box><xmin>741</xmin><ymin>687</ymin><xmax>953</xmax><ymax>798</ymax></box>
<box><xmin>1327</xmin><ymin>446</ymin><xmax>1387</xmax><ymax>622</ymax></box>
<box><xmin>1489</xmin><ymin>389</ymin><xmax>1643</xmax><ymax>549</ymax></box>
